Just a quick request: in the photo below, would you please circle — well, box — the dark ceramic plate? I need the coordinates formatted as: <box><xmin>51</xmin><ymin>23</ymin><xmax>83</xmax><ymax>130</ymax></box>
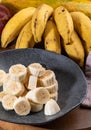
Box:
<box><xmin>0</xmin><ymin>48</ymin><xmax>87</xmax><ymax>125</ymax></box>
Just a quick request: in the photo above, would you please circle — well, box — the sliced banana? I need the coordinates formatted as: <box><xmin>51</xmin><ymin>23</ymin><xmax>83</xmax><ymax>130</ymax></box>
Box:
<box><xmin>26</xmin><ymin>87</ymin><xmax>50</xmax><ymax>104</ymax></box>
<box><xmin>50</xmin><ymin>92</ymin><xmax>58</xmax><ymax>101</ymax></box>
<box><xmin>2</xmin><ymin>94</ymin><xmax>17</xmax><ymax>110</ymax></box>
<box><xmin>38</xmin><ymin>70</ymin><xmax>56</xmax><ymax>87</ymax></box>
<box><xmin>30</xmin><ymin>101</ymin><xmax>43</xmax><ymax>112</ymax></box>
<box><xmin>9</xmin><ymin>64</ymin><xmax>27</xmax><ymax>82</ymax></box>
<box><xmin>3</xmin><ymin>80</ymin><xmax>25</xmax><ymax>97</ymax></box>
<box><xmin>0</xmin><ymin>91</ymin><xmax>7</xmax><ymax>102</ymax></box>
<box><xmin>28</xmin><ymin>63</ymin><xmax>45</xmax><ymax>77</ymax></box>
<box><xmin>3</xmin><ymin>73</ymin><xmax>11</xmax><ymax>91</ymax></box>
<box><xmin>44</xmin><ymin>99</ymin><xmax>60</xmax><ymax>116</ymax></box>
<box><xmin>13</xmin><ymin>97</ymin><xmax>31</xmax><ymax>116</ymax></box>
<box><xmin>0</xmin><ymin>70</ymin><xmax>6</xmax><ymax>86</ymax></box>
<box><xmin>45</xmin><ymin>80</ymin><xmax>58</xmax><ymax>94</ymax></box>
<box><xmin>27</xmin><ymin>75</ymin><xmax>38</xmax><ymax>90</ymax></box>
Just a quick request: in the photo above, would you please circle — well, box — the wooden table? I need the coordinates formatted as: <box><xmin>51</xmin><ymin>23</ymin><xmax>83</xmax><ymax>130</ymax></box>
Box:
<box><xmin>0</xmin><ymin>106</ymin><xmax>91</xmax><ymax>130</ymax></box>
<box><xmin>0</xmin><ymin>46</ymin><xmax>91</xmax><ymax>130</ymax></box>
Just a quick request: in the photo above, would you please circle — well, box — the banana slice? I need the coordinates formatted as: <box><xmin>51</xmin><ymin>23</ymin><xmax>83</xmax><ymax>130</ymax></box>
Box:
<box><xmin>3</xmin><ymin>73</ymin><xmax>11</xmax><ymax>91</ymax></box>
<box><xmin>45</xmin><ymin>80</ymin><xmax>58</xmax><ymax>93</ymax></box>
<box><xmin>50</xmin><ymin>92</ymin><xmax>58</xmax><ymax>101</ymax></box>
<box><xmin>26</xmin><ymin>87</ymin><xmax>50</xmax><ymax>104</ymax></box>
<box><xmin>44</xmin><ymin>99</ymin><xmax>60</xmax><ymax>116</ymax></box>
<box><xmin>27</xmin><ymin>75</ymin><xmax>38</xmax><ymax>90</ymax></box>
<box><xmin>9</xmin><ymin>64</ymin><xmax>27</xmax><ymax>82</ymax></box>
<box><xmin>30</xmin><ymin>101</ymin><xmax>43</xmax><ymax>112</ymax></box>
<box><xmin>2</xmin><ymin>94</ymin><xmax>17</xmax><ymax>110</ymax></box>
<box><xmin>0</xmin><ymin>70</ymin><xmax>6</xmax><ymax>86</ymax></box>
<box><xmin>13</xmin><ymin>97</ymin><xmax>31</xmax><ymax>116</ymax></box>
<box><xmin>28</xmin><ymin>63</ymin><xmax>45</xmax><ymax>77</ymax></box>
<box><xmin>38</xmin><ymin>70</ymin><xmax>56</xmax><ymax>87</ymax></box>
<box><xmin>3</xmin><ymin>80</ymin><xmax>25</xmax><ymax>97</ymax></box>
<box><xmin>0</xmin><ymin>91</ymin><xmax>7</xmax><ymax>102</ymax></box>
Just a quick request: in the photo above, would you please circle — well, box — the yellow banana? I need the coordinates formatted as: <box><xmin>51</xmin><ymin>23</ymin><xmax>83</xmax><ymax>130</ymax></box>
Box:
<box><xmin>53</xmin><ymin>6</ymin><xmax>74</xmax><ymax>44</ymax></box>
<box><xmin>15</xmin><ymin>20</ymin><xmax>35</xmax><ymax>49</ymax></box>
<box><xmin>61</xmin><ymin>2</ymin><xmax>91</xmax><ymax>18</ymax></box>
<box><xmin>63</xmin><ymin>30</ymin><xmax>85</xmax><ymax>67</ymax></box>
<box><xmin>1</xmin><ymin>7</ymin><xmax>36</xmax><ymax>48</ymax></box>
<box><xmin>71</xmin><ymin>11</ymin><xmax>91</xmax><ymax>54</ymax></box>
<box><xmin>43</xmin><ymin>19</ymin><xmax>61</xmax><ymax>54</ymax></box>
<box><xmin>31</xmin><ymin>4</ymin><xmax>53</xmax><ymax>42</ymax></box>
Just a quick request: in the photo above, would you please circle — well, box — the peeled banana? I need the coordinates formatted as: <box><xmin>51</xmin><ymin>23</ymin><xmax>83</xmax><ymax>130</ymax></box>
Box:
<box><xmin>31</xmin><ymin>4</ymin><xmax>53</xmax><ymax>42</ymax></box>
<box><xmin>0</xmin><ymin>70</ymin><xmax>6</xmax><ymax>86</ymax></box>
<box><xmin>44</xmin><ymin>19</ymin><xmax>61</xmax><ymax>54</ymax></box>
<box><xmin>53</xmin><ymin>6</ymin><xmax>74</xmax><ymax>44</ymax></box>
<box><xmin>71</xmin><ymin>11</ymin><xmax>91</xmax><ymax>54</ymax></box>
<box><xmin>15</xmin><ymin>20</ymin><xmax>35</xmax><ymax>49</ymax></box>
<box><xmin>44</xmin><ymin>99</ymin><xmax>60</xmax><ymax>115</ymax></box>
<box><xmin>30</xmin><ymin>101</ymin><xmax>43</xmax><ymax>112</ymax></box>
<box><xmin>1</xmin><ymin>7</ymin><xmax>36</xmax><ymax>48</ymax></box>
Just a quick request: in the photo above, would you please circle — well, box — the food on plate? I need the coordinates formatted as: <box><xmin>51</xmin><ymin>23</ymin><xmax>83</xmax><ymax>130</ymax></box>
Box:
<box><xmin>31</xmin><ymin>4</ymin><xmax>53</xmax><ymax>42</ymax></box>
<box><xmin>44</xmin><ymin>19</ymin><xmax>61</xmax><ymax>54</ymax></box>
<box><xmin>1</xmin><ymin>7</ymin><xmax>36</xmax><ymax>48</ymax></box>
<box><xmin>0</xmin><ymin>70</ymin><xmax>6</xmax><ymax>86</ymax></box>
<box><xmin>44</xmin><ymin>99</ymin><xmax>60</xmax><ymax>115</ymax></box>
<box><xmin>0</xmin><ymin>63</ymin><xmax>60</xmax><ymax>116</ymax></box>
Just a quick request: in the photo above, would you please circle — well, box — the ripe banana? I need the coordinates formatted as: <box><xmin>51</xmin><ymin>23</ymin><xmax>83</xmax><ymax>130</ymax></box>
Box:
<box><xmin>38</xmin><ymin>70</ymin><xmax>56</xmax><ymax>87</ymax></box>
<box><xmin>1</xmin><ymin>7</ymin><xmax>36</xmax><ymax>48</ymax></box>
<box><xmin>27</xmin><ymin>75</ymin><xmax>38</xmax><ymax>90</ymax></box>
<box><xmin>53</xmin><ymin>6</ymin><xmax>74</xmax><ymax>44</ymax></box>
<box><xmin>26</xmin><ymin>87</ymin><xmax>50</xmax><ymax>104</ymax></box>
<box><xmin>50</xmin><ymin>92</ymin><xmax>58</xmax><ymax>101</ymax></box>
<box><xmin>0</xmin><ymin>70</ymin><xmax>6</xmax><ymax>86</ymax></box>
<box><xmin>13</xmin><ymin>97</ymin><xmax>31</xmax><ymax>116</ymax></box>
<box><xmin>15</xmin><ymin>20</ymin><xmax>35</xmax><ymax>49</ymax></box>
<box><xmin>44</xmin><ymin>19</ymin><xmax>61</xmax><ymax>54</ymax></box>
<box><xmin>44</xmin><ymin>99</ymin><xmax>60</xmax><ymax>115</ymax></box>
<box><xmin>3</xmin><ymin>80</ymin><xmax>25</xmax><ymax>96</ymax></box>
<box><xmin>71</xmin><ymin>11</ymin><xmax>91</xmax><ymax>54</ymax></box>
<box><xmin>61</xmin><ymin>2</ymin><xmax>91</xmax><ymax>18</ymax></box>
<box><xmin>28</xmin><ymin>63</ymin><xmax>45</xmax><ymax>77</ymax></box>
<box><xmin>31</xmin><ymin>4</ymin><xmax>53</xmax><ymax>42</ymax></box>
<box><xmin>9</xmin><ymin>64</ymin><xmax>27</xmax><ymax>82</ymax></box>
<box><xmin>30</xmin><ymin>101</ymin><xmax>43</xmax><ymax>112</ymax></box>
<box><xmin>63</xmin><ymin>30</ymin><xmax>85</xmax><ymax>67</ymax></box>
<box><xmin>45</xmin><ymin>80</ymin><xmax>58</xmax><ymax>94</ymax></box>
<box><xmin>0</xmin><ymin>91</ymin><xmax>7</xmax><ymax>102</ymax></box>
<box><xmin>2</xmin><ymin>94</ymin><xmax>17</xmax><ymax>110</ymax></box>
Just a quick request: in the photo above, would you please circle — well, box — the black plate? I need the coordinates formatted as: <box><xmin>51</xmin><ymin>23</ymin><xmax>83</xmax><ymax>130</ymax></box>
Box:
<box><xmin>0</xmin><ymin>48</ymin><xmax>87</xmax><ymax>125</ymax></box>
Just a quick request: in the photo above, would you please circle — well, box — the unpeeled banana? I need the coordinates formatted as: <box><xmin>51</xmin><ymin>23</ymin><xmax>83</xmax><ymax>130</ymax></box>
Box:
<box><xmin>53</xmin><ymin>6</ymin><xmax>74</xmax><ymax>44</ymax></box>
<box><xmin>44</xmin><ymin>19</ymin><xmax>61</xmax><ymax>54</ymax></box>
<box><xmin>71</xmin><ymin>11</ymin><xmax>91</xmax><ymax>54</ymax></box>
<box><xmin>31</xmin><ymin>4</ymin><xmax>53</xmax><ymax>42</ymax></box>
<box><xmin>1</xmin><ymin>7</ymin><xmax>36</xmax><ymax>48</ymax></box>
<box><xmin>15</xmin><ymin>20</ymin><xmax>35</xmax><ymax>49</ymax></box>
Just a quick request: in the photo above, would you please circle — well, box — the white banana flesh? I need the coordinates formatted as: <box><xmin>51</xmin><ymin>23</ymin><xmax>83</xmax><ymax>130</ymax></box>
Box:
<box><xmin>0</xmin><ymin>70</ymin><xmax>6</xmax><ymax>87</ymax></box>
<box><xmin>2</xmin><ymin>94</ymin><xmax>17</xmax><ymax>110</ymax></box>
<box><xmin>45</xmin><ymin>80</ymin><xmax>58</xmax><ymax>94</ymax></box>
<box><xmin>44</xmin><ymin>99</ymin><xmax>60</xmax><ymax>116</ymax></box>
<box><xmin>31</xmin><ymin>4</ymin><xmax>53</xmax><ymax>42</ymax></box>
<box><xmin>28</xmin><ymin>63</ymin><xmax>45</xmax><ymax>77</ymax></box>
<box><xmin>27</xmin><ymin>75</ymin><xmax>38</xmax><ymax>90</ymax></box>
<box><xmin>0</xmin><ymin>91</ymin><xmax>7</xmax><ymax>102</ymax></box>
<box><xmin>38</xmin><ymin>70</ymin><xmax>56</xmax><ymax>87</ymax></box>
<box><xmin>50</xmin><ymin>92</ymin><xmax>58</xmax><ymax>101</ymax></box>
<box><xmin>13</xmin><ymin>97</ymin><xmax>31</xmax><ymax>116</ymax></box>
<box><xmin>3</xmin><ymin>80</ymin><xmax>25</xmax><ymax>97</ymax></box>
<box><xmin>26</xmin><ymin>87</ymin><xmax>50</xmax><ymax>104</ymax></box>
<box><xmin>30</xmin><ymin>101</ymin><xmax>43</xmax><ymax>112</ymax></box>
<box><xmin>9</xmin><ymin>64</ymin><xmax>27</xmax><ymax>82</ymax></box>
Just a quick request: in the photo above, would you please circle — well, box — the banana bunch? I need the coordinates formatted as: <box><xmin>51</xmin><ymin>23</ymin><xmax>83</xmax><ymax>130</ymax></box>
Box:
<box><xmin>1</xmin><ymin>2</ymin><xmax>91</xmax><ymax>67</ymax></box>
<box><xmin>0</xmin><ymin>62</ymin><xmax>60</xmax><ymax>116</ymax></box>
